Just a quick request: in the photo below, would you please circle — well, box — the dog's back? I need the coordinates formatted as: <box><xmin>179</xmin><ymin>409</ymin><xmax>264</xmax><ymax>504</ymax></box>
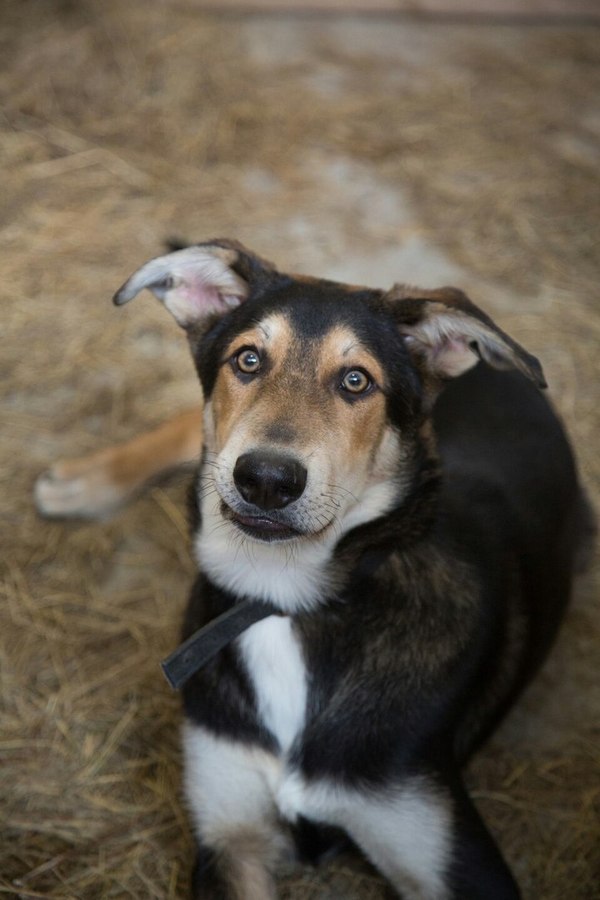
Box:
<box><xmin>433</xmin><ymin>364</ymin><xmax>586</xmax><ymax>757</ymax></box>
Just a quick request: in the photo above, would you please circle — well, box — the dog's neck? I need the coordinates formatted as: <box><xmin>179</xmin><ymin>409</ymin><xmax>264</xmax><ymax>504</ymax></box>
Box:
<box><xmin>162</xmin><ymin>459</ymin><xmax>439</xmax><ymax>689</ymax></box>
<box><xmin>334</xmin><ymin>453</ymin><xmax>440</xmax><ymax>570</ymax></box>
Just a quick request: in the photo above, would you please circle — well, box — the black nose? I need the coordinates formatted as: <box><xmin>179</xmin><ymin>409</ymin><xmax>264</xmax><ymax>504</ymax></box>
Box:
<box><xmin>233</xmin><ymin>451</ymin><xmax>307</xmax><ymax>511</ymax></box>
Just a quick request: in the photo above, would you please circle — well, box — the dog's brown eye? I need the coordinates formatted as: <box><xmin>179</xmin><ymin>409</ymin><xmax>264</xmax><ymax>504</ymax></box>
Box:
<box><xmin>235</xmin><ymin>348</ymin><xmax>261</xmax><ymax>374</ymax></box>
<box><xmin>341</xmin><ymin>369</ymin><xmax>371</xmax><ymax>395</ymax></box>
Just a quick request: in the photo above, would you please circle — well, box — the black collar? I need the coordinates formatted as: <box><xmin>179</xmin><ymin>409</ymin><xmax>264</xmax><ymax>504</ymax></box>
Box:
<box><xmin>161</xmin><ymin>599</ymin><xmax>281</xmax><ymax>690</ymax></box>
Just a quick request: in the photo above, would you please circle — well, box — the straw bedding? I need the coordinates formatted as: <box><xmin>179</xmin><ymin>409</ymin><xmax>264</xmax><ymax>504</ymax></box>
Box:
<box><xmin>1</xmin><ymin>1</ymin><xmax>598</xmax><ymax>897</ymax></box>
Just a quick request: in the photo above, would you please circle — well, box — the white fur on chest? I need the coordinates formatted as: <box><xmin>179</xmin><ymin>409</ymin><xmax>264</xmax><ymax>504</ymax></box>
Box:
<box><xmin>238</xmin><ymin>616</ymin><xmax>307</xmax><ymax>754</ymax></box>
<box><xmin>194</xmin><ymin>496</ymin><xmax>337</xmax><ymax>613</ymax></box>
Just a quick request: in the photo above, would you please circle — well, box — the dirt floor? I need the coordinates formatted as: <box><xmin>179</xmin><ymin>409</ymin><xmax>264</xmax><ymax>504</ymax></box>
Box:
<box><xmin>1</xmin><ymin>1</ymin><xmax>599</xmax><ymax>898</ymax></box>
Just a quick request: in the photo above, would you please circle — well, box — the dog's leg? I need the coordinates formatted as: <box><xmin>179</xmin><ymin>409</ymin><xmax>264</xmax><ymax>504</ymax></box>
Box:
<box><xmin>183</xmin><ymin>723</ymin><xmax>289</xmax><ymax>900</ymax></box>
<box><xmin>279</xmin><ymin>771</ymin><xmax>519</xmax><ymax>900</ymax></box>
<box><xmin>34</xmin><ymin>408</ymin><xmax>202</xmax><ymax>519</ymax></box>
<box><xmin>190</xmin><ymin>835</ymin><xmax>279</xmax><ymax>900</ymax></box>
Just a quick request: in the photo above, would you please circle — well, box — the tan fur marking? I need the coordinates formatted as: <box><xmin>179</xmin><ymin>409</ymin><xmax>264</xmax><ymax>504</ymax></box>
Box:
<box><xmin>35</xmin><ymin>408</ymin><xmax>202</xmax><ymax>518</ymax></box>
<box><xmin>210</xmin><ymin>314</ymin><xmax>295</xmax><ymax>451</ymax></box>
<box><xmin>209</xmin><ymin>319</ymin><xmax>391</xmax><ymax>481</ymax></box>
<box><xmin>314</xmin><ymin>326</ymin><xmax>388</xmax><ymax>461</ymax></box>
<box><xmin>206</xmin><ymin>317</ymin><xmax>400</xmax><ymax>529</ymax></box>
<box><xmin>99</xmin><ymin>407</ymin><xmax>202</xmax><ymax>487</ymax></box>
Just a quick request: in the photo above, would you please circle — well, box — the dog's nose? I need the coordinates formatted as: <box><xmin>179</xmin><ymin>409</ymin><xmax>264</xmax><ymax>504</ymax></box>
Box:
<box><xmin>233</xmin><ymin>451</ymin><xmax>307</xmax><ymax>511</ymax></box>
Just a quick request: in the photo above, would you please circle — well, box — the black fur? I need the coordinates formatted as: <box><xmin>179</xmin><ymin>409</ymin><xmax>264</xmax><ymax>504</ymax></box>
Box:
<box><xmin>144</xmin><ymin>246</ymin><xmax>588</xmax><ymax>899</ymax></box>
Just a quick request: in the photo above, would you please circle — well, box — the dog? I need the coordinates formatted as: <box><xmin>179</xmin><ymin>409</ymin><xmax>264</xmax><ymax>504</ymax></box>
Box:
<box><xmin>35</xmin><ymin>239</ymin><xmax>593</xmax><ymax>899</ymax></box>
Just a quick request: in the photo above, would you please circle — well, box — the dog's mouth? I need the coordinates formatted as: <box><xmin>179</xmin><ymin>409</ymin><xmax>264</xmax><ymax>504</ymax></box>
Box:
<box><xmin>222</xmin><ymin>503</ymin><xmax>302</xmax><ymax>543</ymax></box>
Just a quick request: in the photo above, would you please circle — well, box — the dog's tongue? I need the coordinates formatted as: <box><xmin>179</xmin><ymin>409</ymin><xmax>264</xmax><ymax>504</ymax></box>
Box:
<box><xmin>161</xmin><ymin>599</ymin><xmax>280</xmax><ymax>690</ymax></box>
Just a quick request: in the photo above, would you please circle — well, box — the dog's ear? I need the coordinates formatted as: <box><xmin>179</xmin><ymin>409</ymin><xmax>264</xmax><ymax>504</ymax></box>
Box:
<box><xmin>113</xmin><ymin>239</ymin><xmax>276</xmax><ymax>328</ymax></box>
<box><xmin>386</xmin><ymin>285</ymin><xmax>546</xmax><ymax>389</ymax></box>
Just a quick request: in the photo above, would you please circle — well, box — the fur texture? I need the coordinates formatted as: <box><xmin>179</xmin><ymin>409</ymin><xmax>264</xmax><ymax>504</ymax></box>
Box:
<box><xmin>112</xmin><ymin>240</ymin><xmax>588</xmax><ymax>899</ymax></box>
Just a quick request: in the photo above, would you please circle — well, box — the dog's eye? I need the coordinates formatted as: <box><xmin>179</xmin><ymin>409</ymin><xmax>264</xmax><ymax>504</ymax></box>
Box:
<box><xmin>235</xmin><ymin>348</ymin><xmax>262</xmax><ymax>375</ymax></box>
<box><xmin>340</xmin><ymin>369</ymin><xmax>372</xmax><ymax>395</ymax></box>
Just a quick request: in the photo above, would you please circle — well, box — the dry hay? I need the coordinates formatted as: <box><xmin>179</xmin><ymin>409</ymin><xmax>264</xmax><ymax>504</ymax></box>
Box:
<box><xmin>1</xmin><ymin>1</ymin><xmax>599</xmax><ymax>897</ymax></box>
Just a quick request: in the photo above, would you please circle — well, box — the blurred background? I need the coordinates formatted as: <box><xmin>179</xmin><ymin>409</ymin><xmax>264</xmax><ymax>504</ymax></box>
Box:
<box><xmin>1</xmin><ymin>1</ymin><xmax>599</xmax><ymax>897</ymax></box>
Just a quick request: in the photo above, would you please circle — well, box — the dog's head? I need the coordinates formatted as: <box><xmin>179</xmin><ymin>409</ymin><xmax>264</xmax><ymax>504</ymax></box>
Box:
<box><xmin>115</xmin><ymin>240</ymin><xmax>543</xmax><ymax>608</ymax></box>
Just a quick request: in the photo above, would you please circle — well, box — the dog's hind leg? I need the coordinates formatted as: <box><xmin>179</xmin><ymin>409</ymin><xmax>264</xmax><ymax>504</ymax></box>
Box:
<box><xmin>351</xmin><ymin>780</ymin><xmax>520</xmax><ymax>899</ymax></box>
<box><xmin>34</xmin><ymin>407</ymin><xmax>202</xmax><ymax>519</ymax></box>
<box><xmin>280</xmin><ymin>771</ymin><xmax>519</xmax><ymax>900</ymax></box>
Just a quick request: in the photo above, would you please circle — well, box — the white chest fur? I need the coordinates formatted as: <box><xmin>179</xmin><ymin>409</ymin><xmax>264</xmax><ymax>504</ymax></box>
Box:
<box><xmin>237</xmin><ymin>616</ymin><xmax>307</xmax><ymax>754</ymax></box>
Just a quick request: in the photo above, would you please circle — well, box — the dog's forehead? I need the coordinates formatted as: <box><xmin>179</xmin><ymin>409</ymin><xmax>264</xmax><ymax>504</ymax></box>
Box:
<box><xmin>232</xmin><ymin>280</ymin><xmax>398</xmax><ymax>358</ymax></box>
<box><xmin>197</xmin><ymin>279</ymin><xmax>421</xmax><ymax>411</ymax></box>
<box><xmin>231</xmin><ymin>310</ymin><xmax>377</xmax><ymax>361</ymax></box>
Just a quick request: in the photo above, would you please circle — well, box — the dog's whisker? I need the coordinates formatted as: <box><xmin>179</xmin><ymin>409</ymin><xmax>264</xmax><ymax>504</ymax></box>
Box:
<box><xmin>196</xmin><ymin>485</ymin><xmax>219</xmax><ymax>502</ymax></box>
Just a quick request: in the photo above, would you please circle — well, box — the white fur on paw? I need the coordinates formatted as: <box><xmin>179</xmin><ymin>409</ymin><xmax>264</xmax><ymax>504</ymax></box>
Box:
<box><xmin>34</xmin><ymin>465</ymin><xmax>122</xmax><ymax>520</ymax></box>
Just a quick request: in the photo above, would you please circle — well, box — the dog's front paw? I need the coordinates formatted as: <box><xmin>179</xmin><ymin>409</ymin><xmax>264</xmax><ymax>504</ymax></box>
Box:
<box><xmin>34</xmin><ymin>455</ymin><xmax>124</xmax><ymax>520</ymax></box>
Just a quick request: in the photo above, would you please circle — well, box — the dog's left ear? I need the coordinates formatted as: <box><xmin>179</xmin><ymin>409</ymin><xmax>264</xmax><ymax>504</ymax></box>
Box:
<box><xmin>113</xmin><ymin>239</ymin><xmax>276</xmax><ymax>328</ymax></box>
<box><xmin>386</xmin><ymin>284</ymin><xmax>546</xmax><ymax>389</ymax></box>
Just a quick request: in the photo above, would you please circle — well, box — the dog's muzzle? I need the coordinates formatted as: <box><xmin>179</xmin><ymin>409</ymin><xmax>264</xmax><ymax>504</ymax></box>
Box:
<box><xmin>228</xmin><ymin>450</ymin><xmax>308</xmax><ymax>541</ymax></box>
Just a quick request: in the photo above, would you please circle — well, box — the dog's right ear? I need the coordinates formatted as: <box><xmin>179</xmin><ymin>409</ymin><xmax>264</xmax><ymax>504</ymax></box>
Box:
<box><xmin>113</xmin><ymin>240</ymin><xmax>276</xmax><ymax>329</ymax></box>
<box><xmin>385</xmin><ymin>284</ymin><xmax>546</xmax><ymax>390</ymax></box>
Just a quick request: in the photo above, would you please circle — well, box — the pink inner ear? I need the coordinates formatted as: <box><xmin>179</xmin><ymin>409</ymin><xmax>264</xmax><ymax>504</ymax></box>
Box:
<box><xmin>185</xmin><ymin>280</ymin><xmax>230</xmax><ymax>313</ymax></box>
<box><xmin>431</xmin><ymin>337</ymin><xmax>479</xmax><ymax>378</ymax></box>
<box><xmin>165</xmin><ymin>277</ymin><xmax>243</xmax><ymax>326</ymax></box>
<box><xmin>114</xmin><ymin>245</ymin><xmax>248</xmax><ymax>327</ymax></box>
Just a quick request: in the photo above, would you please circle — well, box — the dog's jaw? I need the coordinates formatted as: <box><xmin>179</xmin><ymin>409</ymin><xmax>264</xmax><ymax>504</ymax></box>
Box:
<box><xmin>194</xmin><ymin>464</ymin><xmax>404</xmax><ymax>614</ymax></box>
<box><xmin>194</xmin><ymin>487</ymin><xmax>341</xmax><ymax>613</ymax></box>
